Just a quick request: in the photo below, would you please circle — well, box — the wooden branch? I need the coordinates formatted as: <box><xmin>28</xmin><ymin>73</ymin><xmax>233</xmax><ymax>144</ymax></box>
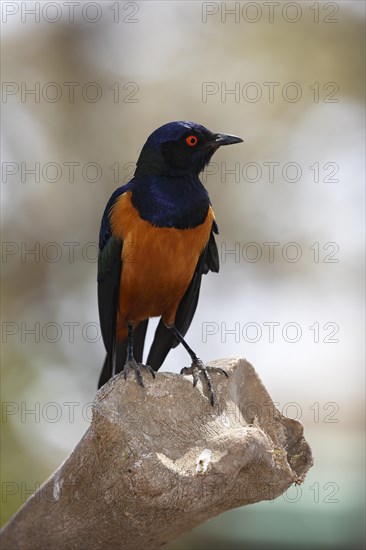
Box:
<box><xmin>0</xmin><ymin>357</ymin><xmax>313</xmax><ymax>550</ymax></box>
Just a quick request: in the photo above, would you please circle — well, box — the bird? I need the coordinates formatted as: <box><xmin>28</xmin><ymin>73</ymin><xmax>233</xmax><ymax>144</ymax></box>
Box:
<box><xmin>97</xmin><ymin>121</ymin><xmax>243</xmax><ymax>405</ymax></box>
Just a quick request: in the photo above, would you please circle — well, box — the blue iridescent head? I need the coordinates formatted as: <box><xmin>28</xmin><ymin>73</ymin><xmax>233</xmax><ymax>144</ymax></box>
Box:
<box><xmin>135</xmin><ymin>121</ymin><xmax>243</xmax><ymax>178</ymax></box>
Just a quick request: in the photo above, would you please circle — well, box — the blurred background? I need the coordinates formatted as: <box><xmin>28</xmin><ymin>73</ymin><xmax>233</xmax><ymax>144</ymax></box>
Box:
<box><xmin>1</xmin><ymin>1</ymin><xmax>365</xmax><ymax>548</ymax></box>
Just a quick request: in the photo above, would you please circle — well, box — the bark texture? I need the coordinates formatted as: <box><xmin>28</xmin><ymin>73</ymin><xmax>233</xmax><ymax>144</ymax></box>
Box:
<box><xmin>0</xmin><ymin>357</ymin><xmax>313</xmax><ymax>550</ymax></box>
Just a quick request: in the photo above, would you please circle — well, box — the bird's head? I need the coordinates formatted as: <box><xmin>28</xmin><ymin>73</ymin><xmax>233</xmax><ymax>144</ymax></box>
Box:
<box><xmin>135</xmin><ymin>121</ymin><xmax>243</xmax><ymax>178</ymax></box>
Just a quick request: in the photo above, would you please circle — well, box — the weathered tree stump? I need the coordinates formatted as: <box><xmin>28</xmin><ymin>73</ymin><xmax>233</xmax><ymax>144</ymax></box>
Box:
<box><xmin>0</xmin><ymin>357</ymin><xmax>313</xmax><ymax>550</ymax></box>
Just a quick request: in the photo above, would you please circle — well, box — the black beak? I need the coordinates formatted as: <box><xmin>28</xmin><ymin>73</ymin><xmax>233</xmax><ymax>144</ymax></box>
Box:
<box><xmin>213</xmin><ymin>132</ymin><xmax>243</xmax><ymax>146</ymax></box>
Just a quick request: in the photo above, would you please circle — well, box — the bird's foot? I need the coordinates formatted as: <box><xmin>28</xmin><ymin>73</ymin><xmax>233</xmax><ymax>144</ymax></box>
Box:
<box><xmin>123</xmin><ymin>359</ymin><xmax>155</xmax><ymax>388</ymax></box>
<box><xmin>180</xmin><ymin>358</ymin><xmax>228</xmax><ymax>406</ymax></box>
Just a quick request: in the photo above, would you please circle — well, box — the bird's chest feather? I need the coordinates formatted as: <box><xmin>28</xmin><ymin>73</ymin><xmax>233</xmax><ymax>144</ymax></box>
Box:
<box><xmin>110</xmin><ymin>192</ymin><xmax>214</xmax><ymax>320</ymax></box>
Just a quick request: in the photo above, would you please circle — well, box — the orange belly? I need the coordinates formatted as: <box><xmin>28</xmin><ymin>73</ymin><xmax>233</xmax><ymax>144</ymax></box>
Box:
<box><xmin>110</xmin><ymin>192</ymin><xmax>215</xmax><ymax>341</ymax></box>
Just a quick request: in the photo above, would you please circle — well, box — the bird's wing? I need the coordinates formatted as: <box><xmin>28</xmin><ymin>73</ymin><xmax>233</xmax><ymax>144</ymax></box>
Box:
<box><xmin>97</xmin><ymin>185</ymin><xmax>148</xmax><ymax>388</ymax></box>
<box><xmin>147</xmin><ymin>222</ymin><xmax>219</xmax><ymax>371</ymax></box>
<box><xmin>98</xmin><ymin>234</ymin><xmax>123</xmax><ymax>358</ymax></box>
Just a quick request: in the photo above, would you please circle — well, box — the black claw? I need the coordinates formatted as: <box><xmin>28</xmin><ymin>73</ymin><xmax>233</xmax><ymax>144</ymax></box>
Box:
<box><xmin>217</xmin><ymin>367</ymin><xmax>229</xmax><ymax>378</ymax></box>
<box><xmin>135</xmin><ymin>368</ymin><xmax>144</xmax><ymax>388</ymax></box>
<box><xmin>122</xmin><ymin>360</ymin><xmax>156</xmax><ymax>388</ymax></box>
<box><xmin>193</xmin><ymin>371</ymin><xmax>199</xmax><ymax>387</ymax></box>
<box><xmin>180</xmin><ymin>360</ymin><xmax>228</xmax><ymax>407</ymax></box>
<box><xmin>147</xmin><ymin>365</ymin><xmax>156</xmax><ymax>379</ymax></box>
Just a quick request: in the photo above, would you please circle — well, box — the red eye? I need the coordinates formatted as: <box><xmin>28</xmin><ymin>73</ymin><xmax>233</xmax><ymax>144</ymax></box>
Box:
<box><xmin>186</xmin><ymin>135</ymin><xmax>198</xmax><ymax>147</ymax></box>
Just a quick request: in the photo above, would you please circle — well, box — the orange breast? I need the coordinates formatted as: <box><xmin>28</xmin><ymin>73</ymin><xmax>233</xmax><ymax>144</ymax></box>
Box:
<box><xmin>110</xmin><ymin>191</ymin><xmax>214</xmax><ymax>340</ymax></box>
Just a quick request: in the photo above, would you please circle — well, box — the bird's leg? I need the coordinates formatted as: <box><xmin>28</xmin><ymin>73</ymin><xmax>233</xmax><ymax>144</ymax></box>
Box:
<box><xmin>167</xmin><ymin>325</ymin><xmax>228</xmax><ymax>406</ymax></box>
<box><xmin>123</xmin><ymin>322</ymin><xmax>155</xmax><ymax>387</ymax></box>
